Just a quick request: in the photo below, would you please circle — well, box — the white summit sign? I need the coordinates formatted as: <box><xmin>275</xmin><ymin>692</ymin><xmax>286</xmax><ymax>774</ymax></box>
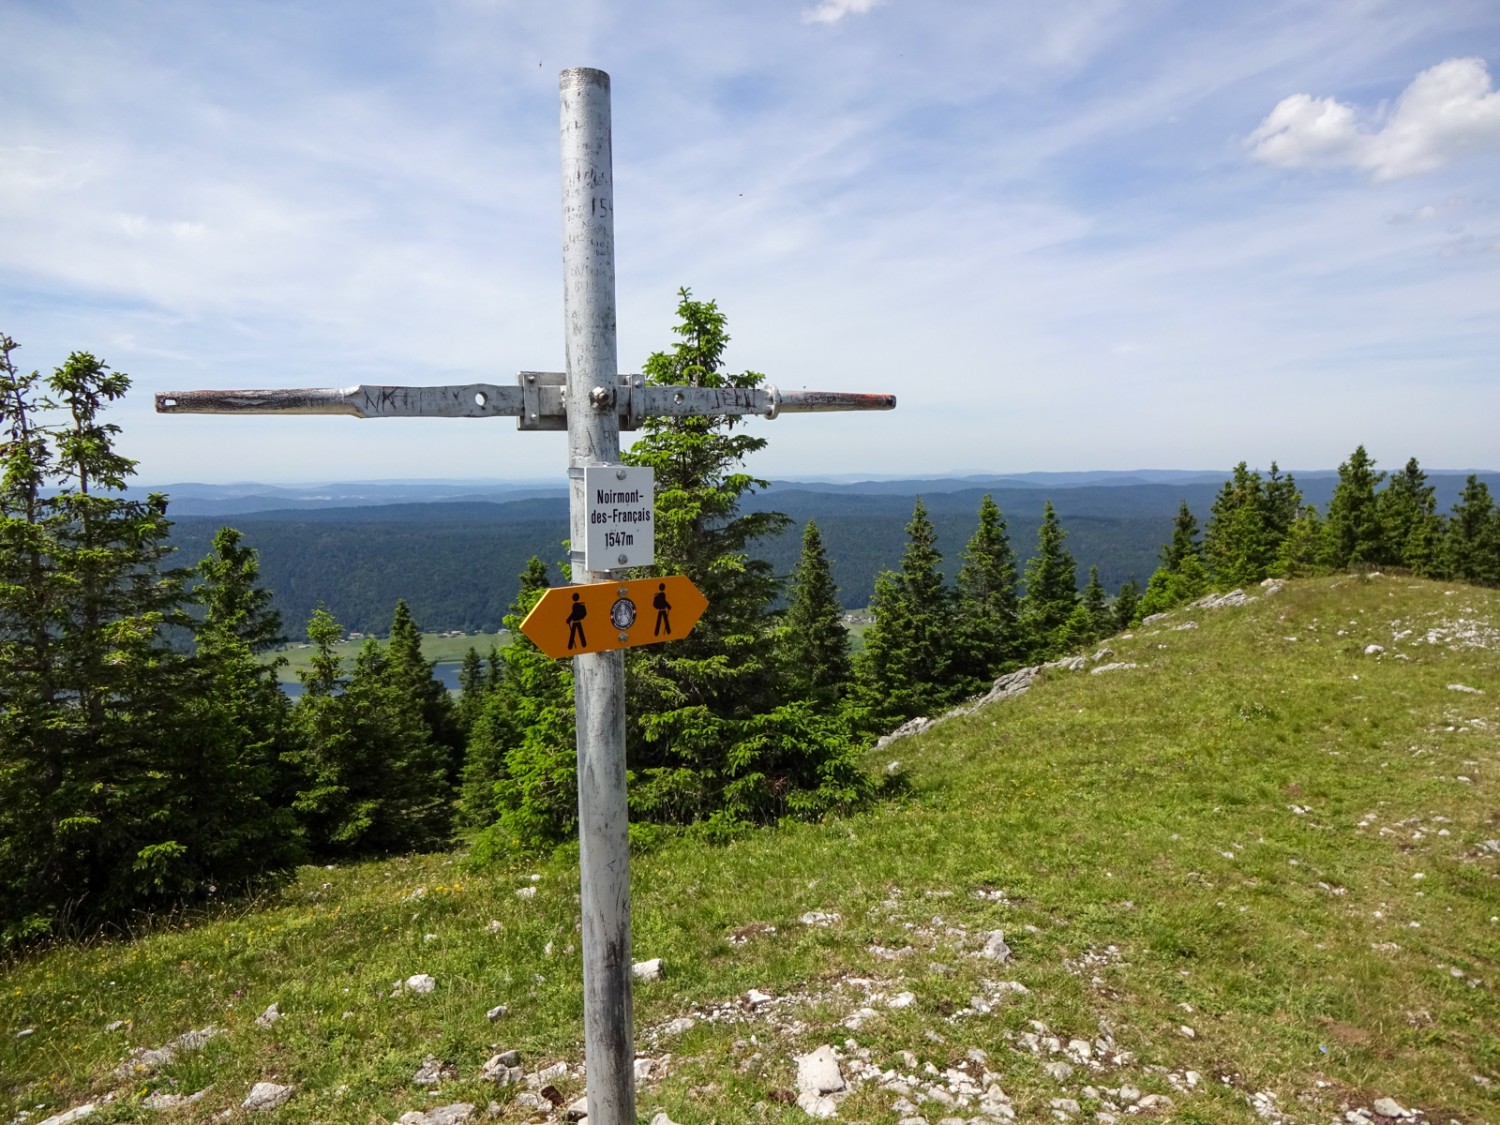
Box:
<box><xmin>583</xmin><ymin>464</ymin><xmax>654</xmax><ymax>570</ymax></box>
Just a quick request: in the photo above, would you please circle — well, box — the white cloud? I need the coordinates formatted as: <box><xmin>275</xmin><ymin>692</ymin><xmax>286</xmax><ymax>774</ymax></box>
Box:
<box><xmin>1246</xmin><ymin>58</ymin><xmax>1500</xmax><ymax>181</ymax></box>
<box><xmin>802</xmin><ymin>0</ymin><xmax>882</xmax><ymax>27</ymax></box>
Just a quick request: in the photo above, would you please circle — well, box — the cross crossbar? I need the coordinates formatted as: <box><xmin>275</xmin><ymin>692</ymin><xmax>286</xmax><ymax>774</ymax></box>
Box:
<box><xmin>153</xmin><ymin>376</ymin><xmax>895</xmax><ymax>429</ymax></box>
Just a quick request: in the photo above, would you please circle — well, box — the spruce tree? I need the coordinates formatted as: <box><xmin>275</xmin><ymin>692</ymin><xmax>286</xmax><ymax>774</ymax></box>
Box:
<box><xmin>384</xmin><ymin>599</ymin><xmax>461</xmax><ymax>782</ymax></box>
<box><xmin>1162</xmin><ymin>501</ymin><xmax>1202</xmax><ymax>571</ymax></box>
<box><xmin>1080</xmin><ymin>565</ymin><xmax>1113</xmax><ymax>639</ymax></box>
<box><xmin>1113</xmin><ymin>576</ymin><xmax>1141</xmax><ymax>631</ymax></box>
<box><xmin>0</xmin><ymin>343</ymin><xmax>216</xmax><ymax>938</ymax></box>
<box><xmin>1443</xmin><ymin>476</ymin><xmax>1500</xmax><ymax>585</ymax></box>
<box><xmin>855</xmin><ymin>498</ymin><xmax>956</xmax><ymax>721</ymax></box>
<box><xmin>777</xmin><ymin>520</ymin><xmax>851</xmax><ymax>705</ymax></box>
<box><xmin>953</xmin><ymin>494</ymin><xmax>1020</xmax><ymax>688</ymax></box>
<box><xmin>1377</xmin><ymin>458</ymin><xmax>1441</xmax><ymax>574</ymax></box>
<box><xmin>1276</xmin><ymin>504</ymin><xmax>1328</xmax><ymax>577</ymax></box>
<box><xmin>1324</xmin><ymin>445</ymin><xmax>1387</xmax><ymax>570</ymax></box>
<box><xmin>1018</xmin><ymin>501</ymin><xmax>1078</xmax><ymax>659</ymax></box>
<box><xmin>1204</xmin><ymin>463</ymin><xmax>1274</xmax><ymax>587</ymax></box>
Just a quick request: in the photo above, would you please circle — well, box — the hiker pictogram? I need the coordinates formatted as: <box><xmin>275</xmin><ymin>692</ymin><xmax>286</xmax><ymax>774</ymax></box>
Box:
<box><xmin>517</xmin><ymin>577</ymin><xmax>708</xmax><ymax>659</ymax></box>
<box><xmin>566</xmin><ymin>592</ymin><xmax>588</xmax><ymax>650</ymax></box>
<box><xmin>653</xmin><ymin>583</ymin><xmax>672</xmax><ymax>636</ymax></box>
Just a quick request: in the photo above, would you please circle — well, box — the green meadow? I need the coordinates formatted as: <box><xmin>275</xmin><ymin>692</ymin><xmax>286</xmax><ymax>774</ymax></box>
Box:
<box><xmin>5</xmin><ymin>574</ymin><xmax>1497</xmax><ymax>1123</ymax></box>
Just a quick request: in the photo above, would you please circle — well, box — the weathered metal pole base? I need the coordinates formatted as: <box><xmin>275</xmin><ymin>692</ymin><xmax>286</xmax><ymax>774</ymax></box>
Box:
<box><xmin>560</xmin><ymin>65</ymin><xmax>635</xmax><ymax>1124</ymax></box>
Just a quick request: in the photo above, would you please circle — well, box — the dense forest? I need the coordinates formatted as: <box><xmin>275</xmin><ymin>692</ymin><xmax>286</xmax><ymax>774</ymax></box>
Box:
<box><xmin>5</xmin><ymin>310</ymin><xmax>1500</xmax><ymax>946</ymax></box>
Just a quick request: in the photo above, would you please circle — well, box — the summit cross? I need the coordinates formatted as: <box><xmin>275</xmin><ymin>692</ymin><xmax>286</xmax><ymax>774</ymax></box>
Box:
<box><xmin>157</xmin><ymin>67</ymin><xmax>894</xmax><ymax>1125</ymax></box>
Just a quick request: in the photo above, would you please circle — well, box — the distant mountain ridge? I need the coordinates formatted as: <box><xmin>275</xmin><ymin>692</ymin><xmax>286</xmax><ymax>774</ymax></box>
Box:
<box><xmin>159</xmin><ymin>469</ymin><xmax>1500</xmax><ymax>637</ymax></box>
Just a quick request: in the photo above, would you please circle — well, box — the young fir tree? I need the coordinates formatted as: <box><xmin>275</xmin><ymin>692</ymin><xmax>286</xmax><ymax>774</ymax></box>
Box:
<box><xmin>855</xmin><ymin>498</ymin><xmax>958</xmax><ymax>722</ymax></box>
<box><xmin>1276</xmin><ymin>504</ymin><xmax>1329</xmax><ymax>577</ymax></box>
<box><xmin>1135</xmin><ymin>500</ymin><xmax>1209</xmax><ymax>621</ymax></box>
<box><xmin>1018</xmin><ymin>501</ymin><xmax>1078</xmax><ymax>659</ymax></box>
<box><xmin>617</xmin><ymin>290</ymin><xmax>870</xmax><ymax>834</ymax></box>
<box><xmin>173</xmin><ymin>528</ymin><xmax>304</xmax><ymax>887</ymax></box>
<box><xmin>1323</xmin><ymin>445</ymin><xmax>1387</xmax><ymax>570</ymax></box>
<box><xmin>1203</xmin><ymin>463</ymin><xmax>1274</xmax><ymax>587</ymax></box>
<box><xmin>384</xmin><ymin>599</ymin><xmax>462</xmax><ymax>783</ymax></box>
<box><xmin>1113</xmin><ymin>576</ymin><xmax>1142</xmax><ymax>632</ymax></box>
<box><xmin>1443</xmin><ymin>475</ymin><xmax>1500</xmax><ymax>585</ymax></box>
<box><xmin>1377</xmin><ymin>458</ymin><xmax>1442</xmax><ymax>575</ymax></box>
<box><xmin>952</xmin><ymin>494</ymin><xmax>1020</xmax><ymax>690</ymax></box>
<box><xmin>1080</xmin><ymin>565</ymin><xmax>1113</xmax><ymax>640</ymax></box>
<box><xmin>461</xmin><ymin>557</ymin><xmax>576</xmax><ymax>839</ymax></box>
<box><xmin>777</xmin><ymin>520</ymin><xmax>852</xmax><ymax>706</ymax></box>
<box><xmin>289</xmin><ymin>606</ymin><xmax>451</xmax><ymax>856</ymax></box>
<box><xmin>0</xmin><ymin>345</ymin><xmax>215</xmax><ymax>939</ymax></box>
<box><xmin>453</xmin><ymin>646</ymin><xmax>491</xmax><ymax>745</ymax></box>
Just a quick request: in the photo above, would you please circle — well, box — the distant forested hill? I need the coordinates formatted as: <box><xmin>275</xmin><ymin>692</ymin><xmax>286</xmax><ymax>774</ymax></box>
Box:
<box><xmin>164</xmin><ymin>471</ymin><xmax>1496</xmax><ymax>636</ymax></box>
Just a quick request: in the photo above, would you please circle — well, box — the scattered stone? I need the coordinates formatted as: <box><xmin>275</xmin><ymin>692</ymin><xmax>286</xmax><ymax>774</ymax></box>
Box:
<box><xmin>485</xmin><ymin>1004</ymin><xmax>508</xmax><ymax>1021</ymax></box>
<box><xmin>632</xmin><ymin>958</ymin><xmax>664</xmax><ymax>981</ymax></box>
<box><xmin>1049</xmin><ymin>655</ymin><xmax>1088</xmax><ymax>671</ymax></box>
<box><xmin>113</xmin><ymin>1026</ymin><xmax>223</xmax><ymax>1078</ymax></box>
<box><xmin>485</xmin><ymin>919</ymin><xmax>503</xmax><ymax>933</ymax></box>
<box><xmin>800</xmin><ymin>911</ymin><xmax>841</xmax><ymax>927</ymax></box>
<box><xmin>37</xmin><ymin>1106</ymin><xmax>96</xmax><ymax>1125</ymax></box>
<box><xmin>649</xmin><ymin>1115</ymin><xmax>681</xmax><ymax>1125</ymax></box>
<box><xmin>1447</xmin><ymin>683</ymin><xmax>1483</xmax><ymax>694</ymax></box>
<box><xmin>796</xmin><ymin>1045</ymin><xmax>846</xmax><ymax>1098</ymax></box>
<box><xmin>242</xmin><ymin>1083</ymin><xmax>294</xmax><ymax>1111</ymax></box>
<box><xmin>661</xmin><ymin>1017</ymin><xmax>696</xmax><ymax>1036</ymax></box>
<box><xmin>1372</xmin><ymin>1097</ymin><xmax>1407</xmax><ymax>1118</ymax></box>
<box><xmin>887</xmin><ymin>991</ymin><xmax>916</xmax><ymax>1008</ymax></box>
<box><xmin>1173</xmin><ymin>620</ymin><xmax>1199</xmax><ymax>630</ymax></box>
<box><xmin>1050</xmin><ymin>1097</ymin><xmax>1081</xmax><ymax>1115</ymax></box>
<box><xmin>15</xmin><ymin>1028</ymin><xmax>35</xmax><ymax>1039</ymax></box>
<box><xmin>1136</xmin><ymin>1093</ymin><xmax>1173</xmax><ymax>1111</ymax></box>
<box><xmin>563</xmin><ymin>1096</ymin><xmax>590</xmax><ymax>1121</ymax></box>
<box><xmin>728</xmin><ymin>922</ymin><xmax>776</xmax><ymax>945</ymax></box>
<box><xmin>481</xmin><ymin>1051</ymin><xmax>523</xmax><ymax>1085</ymax></box>
<box><xmin>143</xmin><ymin>1090</ymin><xmax>207</xmax><ymax>1109</ymax></box>
<box><xmin>413</xmin><ymin>1057</ymin><xmax>458</xmax><ymax>1085</ymax></box>
<box><xmin>104</xmin><ymin>1021</ymin><xmax>126</xmax><ymax>1032</ymax></box>
<box><xmin>634</xmin><ymin>1057</ymin><xmax>656</xmax><ymax>1083</ymax></box>
<box><xmin>979</xmin><ymin>931</ymin><xmax>1012</xmax><ymax>961</ymax></box>
<box><xmin>1196</xmin><ymin>589</ymin><xmax>1252</xmax><ymax>609</ymax></box>
<box><xmin>396</xmin><ymin>1106</ymin><xmax>474</xmax><ymax>1125</ymax></box>
<box><xmin>1179</xmin><ymin>1025</ymin><xmax>1196</xmax><ymax>1038</ymax></box>
<box><xmin>405</xmin><ymin>974</ymin><xmax>437</xmax><ymax>994</ymax></box>
<box><xmin>1365</xmin><ymin>644</ymin><xmax>1385</xmax><ymax>655</ymax></box>
<box><xmin>745</xmin><ymin>988</ymin><xmax>775</xmax><ymax>1006</ymax></box>
<box><xmin>1043</xmin><ymin>1060</ymin><xmax>1074</xmax><ymax>1081</ymax></box>
<box><xmin>515</xmin><ymin>886</ymin><xmax>537</xmax><ymax>899</ymax></box>
<box><xmin>254</xmin><ymin>1003</ymin><xmax>281</xmax><ymax>1028</ymax></box>
<box><xmin>529</xmin><ymin>1062</ymin><xmax>570</xmax><ymax>1088</ymax></box>
<box><xmin>1090</xmin><ymin>662</ymin><xmax>1138</xmax><ymax>675</ymax></box>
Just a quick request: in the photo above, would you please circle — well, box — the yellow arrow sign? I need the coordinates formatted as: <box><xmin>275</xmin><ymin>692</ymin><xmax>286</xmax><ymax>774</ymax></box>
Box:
<box><xmin>519</xmin><ymin>575</ymin><xmax>708</xmax><ymax>659</ymax></box>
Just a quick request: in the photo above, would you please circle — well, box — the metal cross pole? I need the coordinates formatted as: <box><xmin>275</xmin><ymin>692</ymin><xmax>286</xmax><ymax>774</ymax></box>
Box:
<box><xmin>155</xmin><ymin>66</ymin><xmax>894</xmax><ymax>1125</ymax></box>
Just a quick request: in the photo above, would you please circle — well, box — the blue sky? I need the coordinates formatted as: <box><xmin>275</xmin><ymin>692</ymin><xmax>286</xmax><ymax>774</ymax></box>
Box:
<box><xmin>3</xmin><ymin>0</ymin><xmax>1497</xmax><ymax>485</ymax></box>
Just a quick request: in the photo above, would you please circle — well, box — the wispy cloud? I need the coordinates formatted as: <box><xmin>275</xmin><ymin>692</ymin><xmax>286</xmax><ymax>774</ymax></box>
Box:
<box><xmin>1246</xmin><ymin>57</ymin><xmax>1500</xmax><ymax>180</ymax></box>
<box><xmin>802</xmin><ymin>0</ymin><xmax>883</xmax><ymax>27</ymax></box>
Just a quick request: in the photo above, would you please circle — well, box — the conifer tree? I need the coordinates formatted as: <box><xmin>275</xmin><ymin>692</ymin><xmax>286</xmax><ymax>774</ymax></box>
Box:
<box><xmin>1113</xmin><ymin>576</ymin><xmax>1141</xmax><ymax>632</ymax></box>
<box><xmin>1323</xmin><ymin>445</ymin><xmax>1386</xmax><ymax>570</ymax></box>
<box><xmin>777</xmin><ymin>520</ymin><xmax>851</xmax><ymax>705</ymax></box>
<box><xmin>289</xmin><ymin>606</ymin><xmax>451</xmax><ymax>856</ymax></box>
<box><xmin>953</xmin><ymin>494</ymin><xmax>1020</xmax><ymax>688</ymax></box>
<box><xmin>0</xmin><ymin>343</ymin><xmax>222</xmax><ymax>938</ymax></box>
<box><xmin>1443</xmin><ymin>475</ymin><xmax>1500</xmax><ymax>585</ymax></box>
<box><xmin>384</xmin><ymin>599</ymin><xmax>461</xmax><ymax>782</ymax></box>
<box><xmin>1080</xmin><ymin>565</ymin><xmax>1113</xmax><ymax>639</ymax></box>
<box><xmin>454</xmin><ymin>646</ymin><xmax>490</xmax><ymax>744</ymax></box>
<box><xmin>1276</xmin><ymin>504</ymin><xmax>1328</xmax><ymax>577</ymax></box>
<box><xmin>856</xmin><ymin>498</ymin><xmax>957</xmax><ymax>721</ymax></box>
<box><xmin>1018</xmin><ymin>501</ymin><xmax>1078</xmax><ymax>658</ymax></box>
<box><xmin>1162</xmin><ymin>501</ymin><xmax>1203</xmax><ymax>571</ymax></box>
<box><xmin>1377</xmin><ymin>458</ymin><xmax>1441</xmax><ymax>574</ymax></box>
<box><xmin>1203</xmin><ymin>463</ymin><xmax>1271</xmax><ymax>587</ymax></box>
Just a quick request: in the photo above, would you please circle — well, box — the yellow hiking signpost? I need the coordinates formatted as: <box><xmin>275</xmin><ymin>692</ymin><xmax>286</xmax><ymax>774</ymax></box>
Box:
<box><xmin>520</xmin><ymin>575</ymin><xmax>707</xmax><ymax>659</ymax></box>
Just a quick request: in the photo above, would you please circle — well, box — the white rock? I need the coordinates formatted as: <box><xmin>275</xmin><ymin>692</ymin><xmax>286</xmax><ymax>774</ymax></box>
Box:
<box><xmin>242</xmin><ymin>1083</ymin><xmax>294</xmax><ymax>1111</ymax></box>
<box><xmin>979</xmin><ymin>931</ymin><xmax>1012</xmax><ymax>961</ymax></box>
<box><xmin>843</xmin><ymin>1006</ymin><xmax>879</xmax><ymax>1030</ymax></box>
<box><xmin>648</xmin><ymin>1115</ymin><xmax>681</xmax><ymax>1125</ymax></box>
<box><xmin>634</xmin><ymin>1057</ymin><xmax>656</xmax><ymax>1083</ymax></box>
<box><xmin>254</xmin><ymin>1003</ymin><xmax>281</xmax><ymax>1028</ymax></box>
<box><xmin>662</xmin><ymin>1017</ymin><xmax>696</xmax><ymax>1036</ymax></box>
<box><xmin>1372</xmin><ymin>1098</ymin><xmax>1406</xmax><ymax>1118</ymax></box>
<box><xmin>485</xmin><ymin>1004</ymin><xmax>508</xmax><ymax>1021</ymax></box>
<box><xmin>1365</xmin><ymin>644</ymin><xmax>1384</xmax><ymax>655</ymax></box>
<box><xmin>37</xmin><ymin>1107</ymin><xmax>96</xmax><ymax>1125</ymax></box>
<box><xmin>796</xmin><ymin>1045</ymin><xmax>846</xmax><ymax>1096</ymax></box>
<box><xmin>1043</xmin><ymin>1060</ymin><xmax>1074</xmax><ymax>1081</ymax></box>
<box><xmin>563</xmin><ymin>1095</ymin><xmax>590</xmax><ymax>1120</ymax></box>
<box><xmin>397</xmin><ymin>1106</ymin><xmax>475</xmax><ymax>1125</ymax></box>
<box><xmin>887</xmin><ymin>991</ymin><xmax>916</xmax><ymax>1009</ymax></box>
<box><xmin>1136</xmin><ymin>1094</ymin><xmax>1173</xmax><ymax>1111</ymax></box>
<box><xmin>632</xmin><ymin>958</ymin><xmax>663</xmax><ymax>981</ymax></box>
<box><xmin>800</xmin><ymin>911</ymin><xmax>841</xmax><ymax>927</ymax></box>
<box><xmin>1090</xmin><ymin>662</ymin><xmax>1138</xmax><ymax>675</ymax></box>
<box><xmin>1447</xmin><ymin>683</ymin><xmax>1483</xmax><ymax>694</ymax></box>
<box><xmin>745</xmin><ymin>988</ymin><xmax>775</xmax><ymax>1006</ymax></box>
<box><xmin>405</xmin><ymin>974</ymin><xmax>437</xmax><ymax>994</ymax></box>
<box><xmin>796</xmin><ymin>1092</ymin><xmax>840</xmax><ymax>1118</ymax></box>
<box><xmin>1179</xmin><ymin>1025</ymin><xmax>1196</xmax><ymax>1038</ymax></box>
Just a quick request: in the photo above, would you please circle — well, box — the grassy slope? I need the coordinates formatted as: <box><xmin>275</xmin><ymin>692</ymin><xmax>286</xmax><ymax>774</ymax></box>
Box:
<box><xmin>3</xmin><ymin>575</ymin><xmax>1498</xmax><ymax>1124</ymax></box>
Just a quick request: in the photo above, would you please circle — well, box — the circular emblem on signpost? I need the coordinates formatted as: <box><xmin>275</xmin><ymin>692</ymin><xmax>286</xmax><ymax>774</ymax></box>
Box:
<box><xmin>609</xmin><ymin>597</ymin><xmax>637</xmax><ymax>630</ymax></box>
